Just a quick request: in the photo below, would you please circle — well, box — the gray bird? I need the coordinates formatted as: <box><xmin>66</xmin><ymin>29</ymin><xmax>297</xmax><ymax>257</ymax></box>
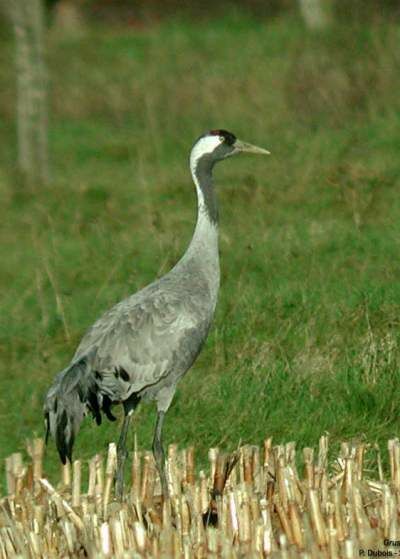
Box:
<box><xmin>44</xmin><ymin>129</ymin><xmax>269</xmax><ymax>499</ymax></box>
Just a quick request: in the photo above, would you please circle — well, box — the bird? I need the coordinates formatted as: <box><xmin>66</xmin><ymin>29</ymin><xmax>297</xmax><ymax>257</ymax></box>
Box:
<box><xmin>44</xmin><ymin>129</ymin><xmax>270</xmax><ymax>499</ymax></box>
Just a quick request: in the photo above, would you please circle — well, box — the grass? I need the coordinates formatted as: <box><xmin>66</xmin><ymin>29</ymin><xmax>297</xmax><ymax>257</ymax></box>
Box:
<box><xmin>1</xmin><ymin>11</ymin><xmax>400</xmax><ymax>483</ymax></box>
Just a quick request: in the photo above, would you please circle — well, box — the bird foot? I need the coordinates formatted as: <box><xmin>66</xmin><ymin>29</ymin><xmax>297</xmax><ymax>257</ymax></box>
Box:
<box><xmin>202</xmin><ymin>506</ymin><xmax>219</xmax><ymax>527</ymax></box>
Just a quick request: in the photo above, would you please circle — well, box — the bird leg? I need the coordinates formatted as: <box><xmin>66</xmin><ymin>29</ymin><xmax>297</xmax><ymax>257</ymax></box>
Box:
<box><xmin>115</xmin><ymin>411</ymin><xmax>132</xmax><ymax>500</ymax></box>
<box><xmin>152</xmin><ymin>410</ymin><xmax>168</xmax><ymax>501</ymax></box>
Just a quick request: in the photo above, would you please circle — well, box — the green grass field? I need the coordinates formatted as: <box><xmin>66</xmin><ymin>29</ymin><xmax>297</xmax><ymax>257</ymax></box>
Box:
<box><xmin>1</xmin><ymin>11</ymin><xmax>400</xmax><ymax>482</ymax></box>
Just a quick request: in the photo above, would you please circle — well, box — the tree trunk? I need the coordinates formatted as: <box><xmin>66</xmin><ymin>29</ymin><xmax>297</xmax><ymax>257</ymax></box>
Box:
<box><xmin>53</xmin><ymin>0</ymin><xmax>86</xmax><ymax>38</ymax></box>
<box><xmin>7</xmin><ymin>0</ymin><xmax>49</xmax><ymax>185</ymax></box>
<box><xmin>299</xmin><ymin>0</ymin><xmax>333</xmax><ymax>30</ymax></box>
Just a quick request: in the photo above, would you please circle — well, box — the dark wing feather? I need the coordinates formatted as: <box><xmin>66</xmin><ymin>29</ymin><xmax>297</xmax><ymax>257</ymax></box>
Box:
<box><xmin>44</xmin><ymin>357</ymin><xmax>91</xmax><ymax>464</ymax></box>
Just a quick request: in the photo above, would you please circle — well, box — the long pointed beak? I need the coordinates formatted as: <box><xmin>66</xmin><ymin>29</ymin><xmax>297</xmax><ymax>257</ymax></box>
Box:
<box><xmin>234</xmin><ymin>139</ymin><xmax>270</xmax><ymax>155</ymax></box>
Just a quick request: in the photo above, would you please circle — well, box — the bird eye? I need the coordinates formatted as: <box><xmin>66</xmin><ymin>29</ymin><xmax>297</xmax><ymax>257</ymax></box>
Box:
<box><xmin>219</xmin><ymin>136</ymin><xmax>225</xmax><ymax>143</ymax></box>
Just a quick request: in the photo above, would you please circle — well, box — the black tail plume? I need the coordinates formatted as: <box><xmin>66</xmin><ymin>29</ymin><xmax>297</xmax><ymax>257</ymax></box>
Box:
<box><xmin>44</xmin><ymin>357</ymin><xmax>92</xmax><ymax>464</ymax></box>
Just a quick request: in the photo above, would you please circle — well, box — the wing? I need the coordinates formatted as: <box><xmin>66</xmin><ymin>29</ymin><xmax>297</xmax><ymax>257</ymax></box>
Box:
<box><xmin>73</xmin><ymin>282</ymin><xmax>209</xmax><ymax>400</ymax></box>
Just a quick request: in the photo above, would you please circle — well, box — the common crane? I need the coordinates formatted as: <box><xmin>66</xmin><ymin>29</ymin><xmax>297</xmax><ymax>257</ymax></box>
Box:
<box><xmin>44</xmin><ymin>130</ymin><xmax>269</xmax><ymax>499</ymax></box>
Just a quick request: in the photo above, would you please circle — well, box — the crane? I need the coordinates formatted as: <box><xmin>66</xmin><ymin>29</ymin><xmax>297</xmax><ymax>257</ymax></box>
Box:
<box><xmin>44</xmin><ymin>129</ymin><xmax>269</xmax><ymax>499</ymax></box>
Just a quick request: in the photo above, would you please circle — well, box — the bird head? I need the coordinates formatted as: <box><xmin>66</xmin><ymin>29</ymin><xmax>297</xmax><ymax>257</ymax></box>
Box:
<box><xmin>190</xmin><ymin>129</ymin><xmax>270</xmax><ymax>166</ymax></box>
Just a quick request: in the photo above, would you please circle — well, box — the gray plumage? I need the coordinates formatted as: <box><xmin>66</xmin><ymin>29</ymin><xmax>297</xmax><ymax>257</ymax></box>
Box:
<box><xmin>44</xmin><ymin>129</ymin><xmax>269</xmax><ymax>497</ymax></box>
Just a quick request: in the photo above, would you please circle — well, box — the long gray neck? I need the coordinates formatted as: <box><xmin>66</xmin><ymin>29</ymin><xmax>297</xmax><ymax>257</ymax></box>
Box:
<box><xmin>192</xmin><ymin>154</ymin><xmax>218</xmax><ymax>224</ymax></box>
<box><xmin>173</xmin><ymin>153</ymin><xmax>220</xmax><ymax>306</ymax></box>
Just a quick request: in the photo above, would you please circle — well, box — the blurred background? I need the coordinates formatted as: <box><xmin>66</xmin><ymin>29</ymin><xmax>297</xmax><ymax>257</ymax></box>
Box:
<box><xmin>1</xmin><ymin>0</ymin><xmax>400</xmax><ymax>479</ymax></box>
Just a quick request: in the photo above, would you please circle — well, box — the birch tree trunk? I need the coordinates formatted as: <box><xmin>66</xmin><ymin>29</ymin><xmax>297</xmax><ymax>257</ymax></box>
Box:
<box><xmin>7</xmin><ymin>0</ymin><xmax>49</xmax><ymax>185</ymax></box>
<box><xmin>299</xmin><ymin>0</ymin><xmax>333</xmax><ymax>30</ymax></box>
<box><xmin>53</xmin><ymin>0</ymin><xmax>85</xmax><ymax>38</ymax></box>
